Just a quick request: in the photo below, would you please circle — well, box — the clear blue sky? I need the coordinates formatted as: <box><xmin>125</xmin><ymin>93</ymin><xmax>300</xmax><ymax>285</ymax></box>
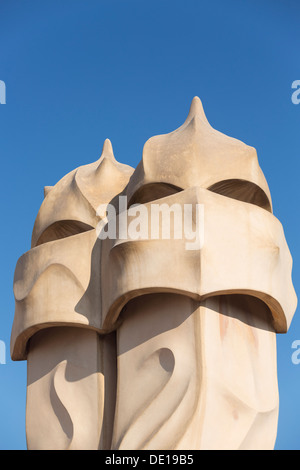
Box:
<box><xmin>0</xmin><ymin>0</ymin><xmax>299</xmax><ymax>450</ymax></box>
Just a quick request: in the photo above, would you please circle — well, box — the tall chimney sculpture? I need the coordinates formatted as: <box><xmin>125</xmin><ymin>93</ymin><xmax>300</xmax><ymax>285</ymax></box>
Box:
<box><xmin>11</xmin><ymin>97</ymin><xmax>297</xmax><ymax>450</ymax></box>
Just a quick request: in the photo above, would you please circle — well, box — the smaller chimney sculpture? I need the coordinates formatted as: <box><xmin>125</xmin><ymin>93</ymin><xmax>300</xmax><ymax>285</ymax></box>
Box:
<box><xmin>11</xmin><ymin>97</ymin><xmax>297</xmax><ymax>450</ymax></box>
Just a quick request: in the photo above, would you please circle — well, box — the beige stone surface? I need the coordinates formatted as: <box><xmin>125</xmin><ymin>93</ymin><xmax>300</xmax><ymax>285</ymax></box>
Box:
<box><xmin>113</xmin><ymin>294</ymin><xmax>278</xmax><ymax>450</ymax></box>
<box><xmin>101</xmin><ymin>186</ymin><xmax>296</xmax><ymax>334</ymax></box>
<box><xmin>31</xmin><ymin>138</ymin><xmax>133</xmax><ymax>248</ymax></box>
<box><xmin>11</xmin><ymin>97</ymin><xmax>297</xmax><ymax>450</ymax></box>
<box><xmin>126</xmin><ymin>97</ymin><xmax>272</xmax><ymax>211</ymax></box>
<box><xmin>11</xmin><ymin>229</ymin><xmax>101</xmax><ymax>360</ymax></box>
<box><xmin>26</xmin><ymin>327</ymin><xmax>116</xmax><ymax>450</ymax></box>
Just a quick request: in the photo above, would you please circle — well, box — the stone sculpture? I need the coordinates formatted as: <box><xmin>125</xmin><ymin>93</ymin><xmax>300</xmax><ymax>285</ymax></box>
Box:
<box><xmin>11</xmin><ymin>97</ymin><xmax>297</xmax><ymax>450</ymax></box>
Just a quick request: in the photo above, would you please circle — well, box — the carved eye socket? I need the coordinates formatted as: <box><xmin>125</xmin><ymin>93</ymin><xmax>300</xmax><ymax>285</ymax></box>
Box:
<box><xmin>35</xmin><ymin>220</ymin><xmax>94</xmax><ymax>247</ymax></box>
<box><xmin>128</xmin><ymin>183</ymin><xmax>181</xmax><ymax>206</ymax></box>
<box><xmin>128</xmin><ymin>180</ymin><xmax>272</xmax><ymax>211</ymax></box>
<box><xmin>208</xmin><ymin>179</ymin><xmax>272</xmax><ymax>212</ymax></box>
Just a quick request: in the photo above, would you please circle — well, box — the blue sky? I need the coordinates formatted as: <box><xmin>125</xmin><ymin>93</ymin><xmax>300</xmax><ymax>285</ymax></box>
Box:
<box><xmin>0</xmin><ymin>0</ymin><xmax>299</xmax><ymax>450</ymax></box>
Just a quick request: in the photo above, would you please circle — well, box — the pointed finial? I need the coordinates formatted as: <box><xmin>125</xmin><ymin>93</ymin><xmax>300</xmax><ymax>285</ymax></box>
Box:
<box><xmin>186</xmin><ymin>96</ymin><xmax>209</xmax><ymax>124</ymax></box>
<box><xmin>44</xmin><ymin>186</ymin><xmax>53</xmax><ymax>198</ymax></box>
<box><xmin>100</xmin><ymin>138</ymin><xmax>115</xmax><ymax>160</ymax></box>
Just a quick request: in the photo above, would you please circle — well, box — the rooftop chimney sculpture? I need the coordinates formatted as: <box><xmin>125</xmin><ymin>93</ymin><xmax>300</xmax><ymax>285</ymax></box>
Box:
<box><xmin>11</xmin><ymin>97</ymin><xmax>297</xmax><ymax>450</ymax></box>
